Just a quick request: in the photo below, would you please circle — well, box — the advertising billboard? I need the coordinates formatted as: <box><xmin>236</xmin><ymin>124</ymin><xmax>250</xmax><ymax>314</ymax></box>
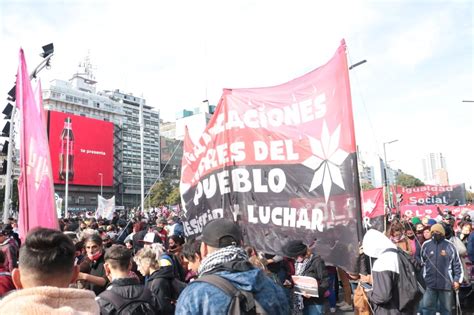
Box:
<box><xmin>48</xmin><ymin>111</ymin><xmax>114</xmax><ymax>186</ymax></box>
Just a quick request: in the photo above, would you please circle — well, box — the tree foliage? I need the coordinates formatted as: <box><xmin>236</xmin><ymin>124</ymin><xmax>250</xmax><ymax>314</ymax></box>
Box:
<box><xmin>396</xmin><ymin>172</ymin><xmax>424</xmax><ymax>188</ymax></box>
<box><xmin>148</xmin><ymin>179</ymin><xmax>180</xmax><ymax>207</ymax></box>
<box><xmin>166</xmin><ymin>186</ymin><xmax>181</xmax><ymax>205</ymax></box>
<box><xmin>360</xmin><ymin>182</ymin><xmax>375</xmax><ymax>191</ymax></box>
<box><xmin>466</xmin><ymin>190</ymin><xmax>474</xmax><ymax>203</ymax></box>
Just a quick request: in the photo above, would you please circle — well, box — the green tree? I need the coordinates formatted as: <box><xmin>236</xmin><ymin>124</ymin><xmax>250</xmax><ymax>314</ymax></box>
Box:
<box><xmin>360</xmin><ymin>182</ymin><xmax>375</xmax><ymax>191</ymax></box>
<box><xmin>396</xmin><ymin>173</ymin><xmax>424</xmax><ymax>188</ymax></box>
<box><xmin>149</xmin><ymin>179</ymin><xmax>173</xmax><ymax>207</ymax></box>
<box><xmin>166</xmin><ymin>185</ymin><xmax>181</xmax><ymax>205</ymax></box>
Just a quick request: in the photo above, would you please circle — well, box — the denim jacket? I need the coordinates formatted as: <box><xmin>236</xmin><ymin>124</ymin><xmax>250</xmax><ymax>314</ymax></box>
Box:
<box><xmin>175</xmin><ymin>267</ymin><xmax>289</xmax><ymax>315</ymax></box>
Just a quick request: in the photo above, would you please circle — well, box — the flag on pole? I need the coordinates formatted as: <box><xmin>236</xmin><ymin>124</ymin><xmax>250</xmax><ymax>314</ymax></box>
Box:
<box><xmin>180</xmin><ymin>40</ymin><xmax>363</xmax><ymax>272</ymax></box>
<box><xmin>16</xmin><ymin>49</ymin><xmax>58</xmax><ymax>240</ymax></box>
<box><xmin>361</xmin><ymin>187</ymin><xmax>385</xmax><ymax>231</ymax></box>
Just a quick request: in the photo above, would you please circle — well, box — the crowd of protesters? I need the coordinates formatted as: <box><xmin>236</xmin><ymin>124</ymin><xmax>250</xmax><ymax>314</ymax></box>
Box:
<box><xmin>0</xmin><ymin>206</ymin><xmax>471</xmax><ymax>315</ymax></box>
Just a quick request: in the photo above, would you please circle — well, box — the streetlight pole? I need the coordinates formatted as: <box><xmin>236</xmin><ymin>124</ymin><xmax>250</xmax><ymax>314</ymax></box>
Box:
<box><xmin>139</xmin><ymin>102</ymin><xmax>145</xmax><ymax>213</ymax></box>
<box><xmin>383</xmin><ymin>139</ymin><xmax>398</xmax><ymax>209</ymax></box>
<box><xmin>99</xmin><ymin>173</ymin><xmax>103</xmax><ymax>196</ymax></box>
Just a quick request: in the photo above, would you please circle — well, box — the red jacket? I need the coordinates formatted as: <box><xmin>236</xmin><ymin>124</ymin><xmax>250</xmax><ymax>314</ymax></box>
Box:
<box><xmin>0</xmin><ymin>266</ymin><xmax>15</xmax><ymax>297</ymax></box>
<box><xmin>0</xmin><ymin>238</ymin><xmax>18</xmax><ymax>272</ymax></box>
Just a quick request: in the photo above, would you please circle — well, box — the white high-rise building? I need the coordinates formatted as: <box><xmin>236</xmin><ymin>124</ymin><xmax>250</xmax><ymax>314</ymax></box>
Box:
<box><xmin>422</xmin><ymin>153</ymin><xmax>448</xmax><ymax>185</ymax></box>
<box><xmin>43</xmin><ymin>56</ymin><xmax>160</xmax><ymax>210</ymax></box>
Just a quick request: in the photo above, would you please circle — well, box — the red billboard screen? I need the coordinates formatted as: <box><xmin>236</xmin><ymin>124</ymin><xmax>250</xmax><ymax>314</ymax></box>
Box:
<box><xmin>49</xmin><ymin>111</ymin><xmax>114</xmax><ymax>186</ymax></box>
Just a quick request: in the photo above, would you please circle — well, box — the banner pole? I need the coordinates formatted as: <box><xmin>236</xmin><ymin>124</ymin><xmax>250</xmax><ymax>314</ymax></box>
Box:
<box><xmin>65</xmin><ymin>126</ymin><xmax>70</xmax><ymax>218</ymax></box>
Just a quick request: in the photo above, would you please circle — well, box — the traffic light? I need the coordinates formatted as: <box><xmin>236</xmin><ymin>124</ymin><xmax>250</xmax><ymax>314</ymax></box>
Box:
<box><xmin>0</xmin><ymin>160</ymin><xmax>6</xmax><ymax>175</ymax></box>
<box><xmin>7</xmin><ymin>85</ymin><xmax>15</xmax><ymax>102</ymax></box>
<box><xmin>1</xmin><ymin>121</ymin><xmax>10</xmax><ymax>137</ymax></box>
<box><xmin>2</xmin><ymin>103</ymin><xmax>13</xmax><ymax>119</ymax></box>
<box><xmin>1</xmin><ymin>141</ymin><xmax>8</xmax><ymax>154</ymax></box>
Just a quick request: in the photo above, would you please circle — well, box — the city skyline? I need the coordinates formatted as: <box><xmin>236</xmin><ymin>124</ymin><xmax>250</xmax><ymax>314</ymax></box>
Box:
<box><xmin>1</xmin><ymin>1</ymin><xmax>472</xmax><ymax>189</ymax></box>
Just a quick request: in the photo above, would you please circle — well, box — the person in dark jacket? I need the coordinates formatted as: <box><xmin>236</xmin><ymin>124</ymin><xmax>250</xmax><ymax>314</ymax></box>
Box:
<box><xmin>420</xmin><ymin>223</ymin><xmax>463</xmax><ymax>315</ymax></box>
<box><xmin>134</xmin><ymin>244</ymin><xmax>175</xmax><ymax>314</ymax></box>
<box><xmin>363</xmin><ymin>229</ymin><xmax>415</xmax><ymax>315</ymax></box>
<box><xmin>97</xmin><ymin>244</ymin><xmax>155</xmax><ymax>314</ymax></box>
<box><xmin>78</xmin><ymin>234</ymin><xmax>109</xmax><ymax>295</ymax></box>
<box><xmin>282</xmin><ymin>240</ymin><xmax>329</xmax><ymax>315</ymax></box>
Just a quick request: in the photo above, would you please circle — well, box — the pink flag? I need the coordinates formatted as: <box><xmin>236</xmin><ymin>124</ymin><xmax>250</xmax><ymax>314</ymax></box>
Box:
<box><xmin>16</xmin><ymin>49</ymin><xmax>58</xmax><ymax>240</ymax></box>
<box><xmin>33</xmin><ymin>79</ymin><xmax>48</xmax><ymax>130</ymax></box>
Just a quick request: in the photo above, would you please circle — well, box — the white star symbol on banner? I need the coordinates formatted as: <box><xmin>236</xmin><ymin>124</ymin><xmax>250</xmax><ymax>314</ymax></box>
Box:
<box><xmin>302</xmin><ymin>121</ymin><xmax>349</xmax><ymax>203</ymax></box>
<box><xmin>363</xmin><ymin>199</ymin><xmax>376</xmax><ymax>215</ymax></box>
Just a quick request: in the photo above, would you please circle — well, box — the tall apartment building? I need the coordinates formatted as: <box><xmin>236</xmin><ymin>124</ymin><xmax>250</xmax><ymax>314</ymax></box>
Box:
<box><xmin>42</xmin><ymin>60</ymin><xmax>160</xmax><ymax>210</ymax></box>
<box><xmin>422</xmin><ymin>152</ymin><xmax>448</xmax><ymax>185</ymax></box>
<box><xmin>356</xmin><ymin>147</ymin><xmax>376</xmax><ymax>187</ymax></box>
<box><xmin>103</xmin><ymin>90</ymin><xmax>161</xmax><ymax>206</ymax></box>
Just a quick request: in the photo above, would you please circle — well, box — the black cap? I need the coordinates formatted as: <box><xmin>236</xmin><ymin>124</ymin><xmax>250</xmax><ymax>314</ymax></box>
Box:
<box><xmin>0</xmin><ymin>224</ymin><xmax>12</xmax><ymax>236</ymax></box>
<box><xmin>200</xmin><ymin>219</ymin><xmax>242</xmax><ymax>248</ymax></box>
<box><xmin>282</xmin><ymin>240</ymin><xmax>308</xmax><ymax>258</ymax></box>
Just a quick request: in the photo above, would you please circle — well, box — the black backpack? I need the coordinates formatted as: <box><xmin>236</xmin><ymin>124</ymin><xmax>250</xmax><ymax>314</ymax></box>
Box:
<box><xmin>170</xmin><ymin>278</ymin><xmax>187</xmax><ymax>301</ymax></box>
<box><xmin>99</xmin><ymin>287</ymin><xmax>155</xmax><ymax>315</ymax></box>
<box><xmin>387</xmin><ymin>248</ymin><xmax>425</xmax><ymax>312</ymax></box>
<box><xmin>195</xmin><ymin>274</ymin><xmax>268</xmax><ymax>315</ymax></box>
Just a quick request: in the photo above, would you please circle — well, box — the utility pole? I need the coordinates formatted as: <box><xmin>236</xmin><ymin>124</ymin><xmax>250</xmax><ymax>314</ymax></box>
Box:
<box><xmin>139</xmin><ymin>102</ymin><xmax>144</xmax><ymax>213</ymax></box>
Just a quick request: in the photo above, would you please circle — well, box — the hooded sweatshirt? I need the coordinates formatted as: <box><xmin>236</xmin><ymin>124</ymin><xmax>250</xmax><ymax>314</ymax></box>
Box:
<box><xmin>146</xmin><ymin>265</ymin><xmax>175</xmax><ymax>315</ymax></box>
<box><xmin>363</xmin><ymin>229</ymin><xmax>413</xmax><ymax>315</ymax></box>
<box><xmin>0</xmin><ymin>286</ymin><xmax>100</xmax><ymax>314</ymax></box>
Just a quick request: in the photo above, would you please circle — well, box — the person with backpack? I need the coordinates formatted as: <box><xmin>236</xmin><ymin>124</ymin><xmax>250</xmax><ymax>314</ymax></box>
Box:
<box><xmin>175</xmin><ymin>218</ymin><xmax>290</xmax><ymax>315</ymax></box>
<box><xmin>362</xmin><ymin>228</ymin><xmax>418</xmax><ymax>315</ymax></box>
<box><xmin>134</xmin><ymin>244</ymin><xmax>176</xmax><ymax>315</ymax></box>
<box><xmin>420</xmin><ymin>223</ymin><xmax>463</xmax><ymax>315</ymax></box>
<box><xmin>97</xmin><ymin>244</ymin><xmax>155</xmax><ymax>315</ymax></box>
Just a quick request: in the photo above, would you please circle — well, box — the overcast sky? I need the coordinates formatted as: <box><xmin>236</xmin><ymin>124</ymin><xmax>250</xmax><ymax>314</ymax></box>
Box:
<box><xmin>1</xmin><ymin>0</ymin><xmax>473</xmax><ymax>188</ymax></box>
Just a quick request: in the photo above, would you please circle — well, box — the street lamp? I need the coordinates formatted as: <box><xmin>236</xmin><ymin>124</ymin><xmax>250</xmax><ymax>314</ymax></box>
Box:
<box><xmin>349</xmin><ymin>59</ymin><xmax>367</xmax><ymax>70</ymax></box>
<box><xmin>98</xmin><ymin>173</ymin><xmax>103</xmax><ymax>196</ymax></box>
<box><xmin>383</xmin><ymin>139</ymin><xmax>398</xmax><ymax>208</ymax></box>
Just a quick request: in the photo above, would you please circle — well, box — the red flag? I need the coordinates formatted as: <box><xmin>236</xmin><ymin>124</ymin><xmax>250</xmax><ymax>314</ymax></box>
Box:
<box><xmin>16</xmin><ymin>49</ymin><xmax>58</xmax><ymax>240</ymax></box>
<box><xmin>180</xmin><ymin>40</ymin><xmax>363</xmax><ymax>272</ymax></box>
<box><xmin>361</xmin><ymin>188</ymin><xmax>384</xmax><ymax>218</ymax></box>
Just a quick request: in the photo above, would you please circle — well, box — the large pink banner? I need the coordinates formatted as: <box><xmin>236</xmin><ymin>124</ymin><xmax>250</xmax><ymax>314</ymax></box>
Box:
<box><xmin>16</xmin><ymin>49</ymin><xmax>58</xmax><ymax>240</ymax></box>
